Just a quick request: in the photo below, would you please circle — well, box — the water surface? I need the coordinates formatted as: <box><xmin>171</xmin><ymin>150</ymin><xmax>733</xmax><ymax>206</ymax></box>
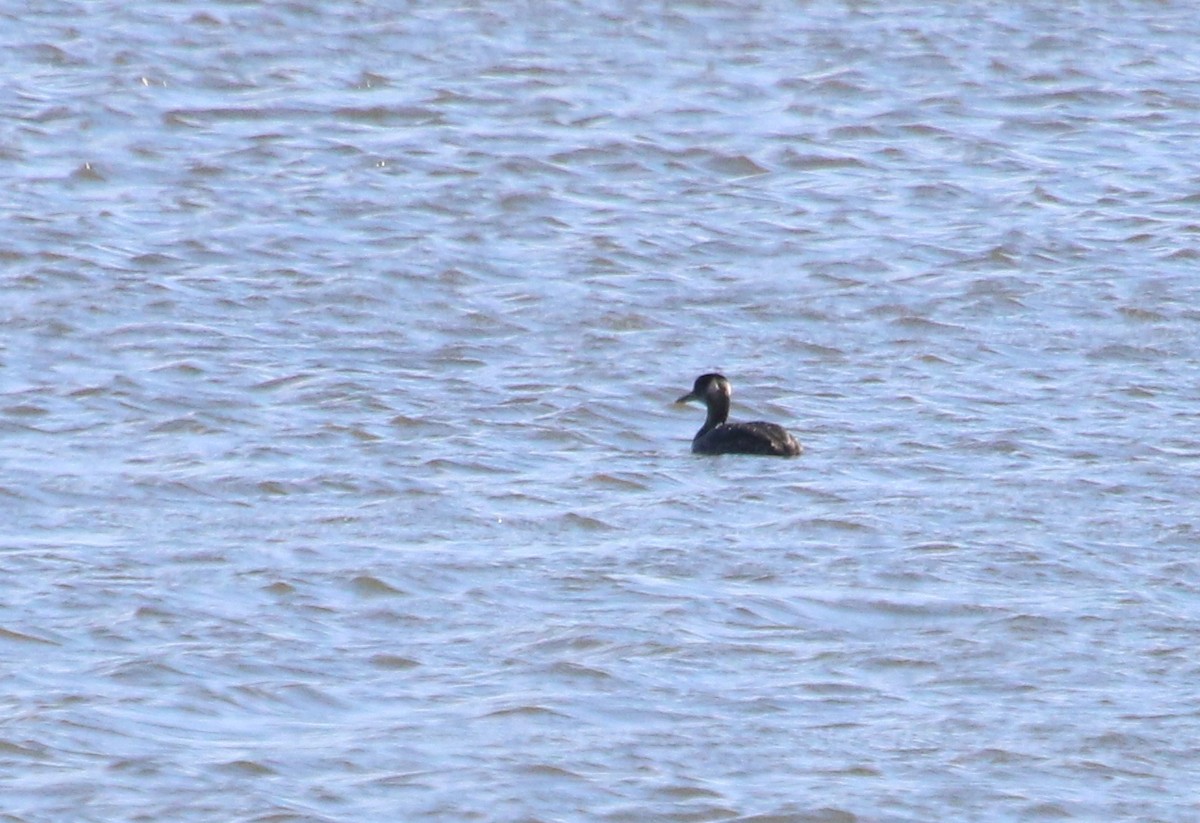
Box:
<box><xmin>4</xmin><ymin>1</ymin><xmax>1200</xmax><ymax>820</ymax></box>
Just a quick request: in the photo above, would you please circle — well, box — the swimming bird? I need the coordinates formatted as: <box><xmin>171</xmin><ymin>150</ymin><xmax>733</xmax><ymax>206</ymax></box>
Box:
<box><xmin>676</xmin><ymin>373</ymin><xmax>802</xmax><ymax>457</ymax></box>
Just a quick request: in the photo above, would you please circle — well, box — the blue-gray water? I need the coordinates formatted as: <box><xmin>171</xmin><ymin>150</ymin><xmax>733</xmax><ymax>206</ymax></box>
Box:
<box><xmin>4</xmin><ymin>2</ymin><xmax>1200</xmax><ymax>820</ymax></box>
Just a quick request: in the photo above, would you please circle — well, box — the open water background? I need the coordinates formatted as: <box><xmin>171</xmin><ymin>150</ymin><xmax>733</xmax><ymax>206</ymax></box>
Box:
<box><xmin>4</xmin><ymin>1</ymin><xmax>1200</xmax><ymax>820</ymax></box>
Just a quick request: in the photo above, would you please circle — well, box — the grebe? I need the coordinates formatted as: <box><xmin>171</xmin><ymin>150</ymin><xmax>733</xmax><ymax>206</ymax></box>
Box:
<box><xmin>676</xmin><ymin>373</ymin><xmax>801</xmax><ymax>457</ymax></box>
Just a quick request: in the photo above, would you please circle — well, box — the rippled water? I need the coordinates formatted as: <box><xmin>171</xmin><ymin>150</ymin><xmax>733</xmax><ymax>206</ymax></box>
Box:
<box><xmin>4</xmin><ymin>1</ymin><xmax>1200</xmax><ymax>820</ymax></box>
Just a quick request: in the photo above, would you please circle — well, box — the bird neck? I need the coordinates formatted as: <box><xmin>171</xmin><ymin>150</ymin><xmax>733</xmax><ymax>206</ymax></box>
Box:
<box><xmin>699</xmin><ymin>395</ymin><xmax>730</xmax><ymax>437</ymax></box>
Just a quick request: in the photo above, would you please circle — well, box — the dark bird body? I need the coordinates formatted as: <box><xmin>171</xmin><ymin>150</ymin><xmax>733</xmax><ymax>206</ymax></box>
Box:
<box><xmin>676</xmin><ymin>373</ymin><xmax>802</xmax><ymax>457</ymax></box>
